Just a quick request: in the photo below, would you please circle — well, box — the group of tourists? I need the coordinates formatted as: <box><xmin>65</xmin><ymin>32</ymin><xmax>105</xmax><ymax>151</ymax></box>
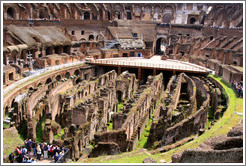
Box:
<box><xmin>8</xmin><ymin>139</ymin><xmax>68</xmax><ymax>163</ymax></box>
<box><xmin>206</xmin><ymin>25</ymin><xmax>243</xmax><ymax>30</ymax></box>
<box><xmin>232</xmin><ymin>81</ymin><xmax>243</xmax><ymax>97</ymax></box>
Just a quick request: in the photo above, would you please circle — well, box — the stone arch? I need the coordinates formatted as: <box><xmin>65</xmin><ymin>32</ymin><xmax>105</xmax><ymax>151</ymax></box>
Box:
<box><xmin>189</xmin><ymin>17</ymin><xmax>197</xmax><ymax>24</ymax></box>
<box><xmin>107</xmin><ymin>11</ymin><xmax>111</xmax><ymax>20</ymax></box>
<box><xmin>65</xmin><ymin>72</ymin><xmax>70</xmax><ymax>79</ymax></box>
<box><xmin>155</xmin><ymin>38</ymin><xmax>167</xmax><ymax>55</ymax></box>
<box><xmin>37</xmin><ymin>82</ymin><xmax>42</xmax><ymax>87</ymax></box>
<box><xmin>45</xmin><ymin>78</ymin><xmax>52</xmax><ymax>84</ymax></box>
<box><xmin>74</xmin><ymin>69</ymin><xmax>80</xmax><ymax>76</ymax></box>
<box><xmin>39</xmin><ymin>10</ymin><xmax>45</xmax><ymax>18</ymax></box>
<box><xmin>84</xmin><ymin>12</ymin><xmax>90</xmax><ymax>20</ymax></box>
<box><xmin>75</xmin><ymin>77</ymin><xmax>82</xmax><ymax>84</ymax></box>
<box><xmin>56</xmin><ymin>75</ymin><xmax>61</xmax><ymax>81</ymax></box>
<box><xmin>153</xmin><ymin>5</ymin><xmax>161</xmax><ymax>20</ymax></box>
<box><xmin>89</xmin><ymin>35</ymin><xmax>94</xmax><ymax>41</ymax></box>
<box><xmin>115</xmin><ymin>11</ymin><xmax>121</xmax><ymax>19</ymax></box>
<box><xmin>162</xmin><ymin>13</ymin><xmax>172</xmax><ymax>23</ymax></box>
<box><xmin>162</xmin><ymin>5</ymin><xmax>173</xmax><ymax>23</ymax></box>
<box><xmin>80</xmin><ymin>38</ymin><xmax>86</xmax><ymax>41</ymax></box>
<box><xmin>7</xmin><ymin>7</ymin><xmax>16</xmax><ymax>20</ymax></box>
<box><xmin>143</xmin><ymin>5</ymin><xmax>152</xmax><ymax>20</ymax></box>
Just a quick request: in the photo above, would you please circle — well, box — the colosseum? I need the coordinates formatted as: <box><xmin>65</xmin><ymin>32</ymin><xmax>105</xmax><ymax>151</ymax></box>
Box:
<box><xmin>2</xmin><ymin>2</ymin><xmax>244</xmax><ymax>164</ymax></box>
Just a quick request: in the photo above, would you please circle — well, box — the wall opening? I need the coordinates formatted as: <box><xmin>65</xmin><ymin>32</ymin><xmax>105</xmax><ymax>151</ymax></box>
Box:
<box><xmin>74</xmin><ymin>69</ymin><xmax>80</xmax><ymax>76</ymax></box>
<box><xmin>9</xmin><ymin>73</ymin><xmax>14</xmax><ymax>80</ymax></box>
<box><xmin>123</xmin><ymin>53</ymin><xmax>128</xmax><ymax>57</ymax></box>
<box><xmin>45</xmin><ymin>78</ymin><xmax>52</xmax><ymax>84</ymax></box>
<box><xmin>190</xmin><ymin>17</ymin><xmax>196</xmax><ymax>24</ymax></box>
<box><xmin>84</xmin><ymin>12</ymin><xmax>90</xmax><ymax>20</ymax></box>
<box><xmin>89</xmin><ymin>35</ymin><xmax>94</xmax><ymax>41</ymax></box>
<box><xmin>7</xmin><ymin>7</ymin><xmax>15</xmax><ymax>19</ymax></box>
<box><xmin>65</xmin><ymin>72</ymin><xmax>70</xmax><ymax>79</ymax></box>
<box><xmin>56</xmin><ymin>75</ymin><xmax>61</xmax><ymax>81</ymax></box>
<box><xmin>116</xmin><ymin>91</ymin><xmax>123</xmax><ymax>102</ymax></box>
<box><xmin>127</xmin><ymin>12</ymin><xmax>132</xmax><ymax>20</ymax></box>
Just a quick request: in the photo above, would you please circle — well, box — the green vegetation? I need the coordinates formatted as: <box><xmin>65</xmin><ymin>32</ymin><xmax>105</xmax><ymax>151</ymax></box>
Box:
<box><xmin>3</xmin><ymin>122</ymin><xmax>10</xmax><ymax>129</ymax></box>
<box><xmin>107</xmin><ymin>122</ymin><xmax>113</xmax><ymax>131</ymax></box>
<box><xmin>36</xmin><ymin>115</ymin><xmax>46</xmax><ymax>142</ymax></box>
<box><xmin>117</xmin><ymin>102</ymin><xmax>124</xmax><ymax>112</ymax></box>
<box><xmin>81</xmin><ymin>75</ymin><xmax>243</xmax><ymax>163</ymax></box>
<box><xmin>136</xmin><ymin>118</ymin><xmax>152</xmax><ymax>149</ymax></box>
<box><xmin>3</xmin><ymin>127</ymin><xmax>24</xmax><ymax>157</ymax></box>
<box><xmin>54</xmin><ymin>128</ymin><xmax>65</xmax><ymax>140</ymax></box>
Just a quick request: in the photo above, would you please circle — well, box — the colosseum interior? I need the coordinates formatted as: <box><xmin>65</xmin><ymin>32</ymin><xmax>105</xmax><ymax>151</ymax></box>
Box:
<box><xmin>2</xmin><ymin>2</ymin><xmax>244</xmax><ymax>164</ymax></box>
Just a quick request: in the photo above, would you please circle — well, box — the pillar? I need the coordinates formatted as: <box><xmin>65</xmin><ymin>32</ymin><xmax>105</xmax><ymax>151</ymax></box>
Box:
<box><xmin>138</xmin><ymin>68</ymin><xmax>141</xmax><ymax>80</ymax></box>
<box><xmin>118</xmin><ymin>66</ymin><xmax>121</xmax><ymax>75</ymax></box>
<box><xmin>153</xmin><ymin>68</ymin><xmax>157</xmax><ymax>75</ymax></box>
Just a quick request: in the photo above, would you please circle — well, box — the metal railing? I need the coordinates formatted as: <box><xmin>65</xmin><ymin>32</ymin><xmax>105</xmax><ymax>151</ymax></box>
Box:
<box><xmin>57</xmin><ymin>149</ymin><xmax>70</xmax><ymax>163</ymax></box>
<box><xmin>3</xmin><ymin>61</ymin><xmax>85</xmax><ymax>95</ymax></box>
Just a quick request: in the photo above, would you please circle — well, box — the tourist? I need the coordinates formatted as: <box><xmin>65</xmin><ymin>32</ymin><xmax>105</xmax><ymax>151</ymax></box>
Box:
<box><xmin>25</xmin><ymin>157</ymin><xmax>32</xmax><ymax>163</ymax></box>
<box><xmin>36</xmin><ymin>145</ymin><xmax>42</xmax><ymax>160</ymax></box>
<box><xmin>47</xmin><ymin>144</ymin><xmax>51</xmax><ymax>158</ymax></box>
<box><xmin>8</xmin><ymin>152</ymin><xmax>14</xmax><ymax>163</ymax></box>
<box><xmin>31</xmin><ymin>158</ymin><xmax>36</xmax><ymax>163</ymax></box>
<box><xmin>43</xmin><ymin>142</ymin><xmax>48</xmax><ymax>159</ymax></box>
<box><xmin>54</xmin><ymin>152</ymin><xmax>60</xmax><ymax>163</ymax></box>
<box><xmin>26</xmin><ymin>139</ymin><xmax>32</xmax><ymax>155</ymax></box>
<box><xmin>50</xmin><ymin>145</ymin><xmax>54</xmax><ymax>158</ymax></box>
<box><xmin>32</xmin><ymin>140</ymin><xmax>37</xmax><ymax>156</ymax></box>
<box><xmin>14</xmin><ymin>146</ymin><xmax>22</xmax><ymax>163</ymax></box>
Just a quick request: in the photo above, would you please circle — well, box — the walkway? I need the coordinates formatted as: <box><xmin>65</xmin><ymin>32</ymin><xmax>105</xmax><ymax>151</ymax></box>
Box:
<box><xmin>88</xmin><ymin>57</ymin><xmax>211</xmax><ymax>74</ymax></box>
<box><xmin>3</xmin><ymin>61</ymin><xmax>85</xmax><ymax>96</ymax></box>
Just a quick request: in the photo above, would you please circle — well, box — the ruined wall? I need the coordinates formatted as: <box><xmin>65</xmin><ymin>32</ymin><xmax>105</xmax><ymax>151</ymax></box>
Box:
<box><xmin>93</xmin><ymin>73</ymin><xmax>164</xmax><ymax>153</ymax></box>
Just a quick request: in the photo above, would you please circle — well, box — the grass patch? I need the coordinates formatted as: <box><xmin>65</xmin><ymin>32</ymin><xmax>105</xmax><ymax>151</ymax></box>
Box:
<box><xmin>3</xmin><ymin>127</ymin><xmax>24</xmax><ymax>157</ymax></box>
<box><xmin>117</xmin><ymin>102</ymin><xmax>124</xmax><ymax>112</ymax></box>
<box><xmin>136</xmin><ymin>118</ymin><xmax>152</xmax><ymax>149</ymax></box>
<box><xmin>107</xmin><ymin>122</ymin><xmax>113</xmax><ymax>131</ymax></box>
<box><xmin>54</xmin><ymin>128</ymin><xmax>65</xmax><ymax>139</ymax></box>
<box><xmin>3</xmin><ymin>123</ymin><xmax>10</xmax><ymax>129</ymax></box>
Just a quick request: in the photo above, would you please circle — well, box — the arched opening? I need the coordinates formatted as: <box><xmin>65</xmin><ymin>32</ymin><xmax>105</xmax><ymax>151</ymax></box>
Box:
<box><xmin>190</xmin><ymin>17</ymin><xmax>196</xmax><ymax>24</ymax></box>
<box><xmin>56</xmin><ymin>75</ymin><xmax>61</xmax><ymax>81</ymax></box>
<box><xmin>45</xmin><ymin>78</ymin><xmax>52</xmax><ymax>84</ymax></box>
<box><xmin>29</xmin><ymin>87</ymin><xmax>34</xmax><ymax>91</ymax></box>
<box><xmin>39</xmin><ymin>10</ymin><xmax>45</xmax><ymax>18</ymax></box>
<box><xmin>127</xmin><ymin>12</ymin><xmax>132</xmax><ymax>20</ymax></box>
<box><xmin>107</xmin><ymin>11</ymin><xmax>111</xmax><ymax>20</ymax></box>
<box><xmin>63</xmin><ymin>45</ymin><xmax>70</xmax><ymax>54</ymax></box>
<box><xmin>75</xmin><ymin>78</ymin><xmax>82</xmax><ymax>84</ymax></box>
<box><xmin>54</xmin><ymin>46</ymin><xmax>61</xmax><ymax>54</ymax></box>
<box><xmin>65</xmin><ymin>72</ymin><xmax>70</xmax><ymax>79</ymax></box>
<box><xmin>74</xmin><ymin>69</ymin><xmax>80</xmax><ymax>76</ymax></box>
<box><xmin>89</xmin><ymin>35</ymin><xmax>94</xmax><ymax>41</ymax></box>
<box><xmin>116</xmin><ymin>91</ymin><xmax>123</xmax><ymax>102</ymax></box>
<box><xmin>115</xmin><ymin>11</ymin><xmax>121</xmax><ymax>19</ymax></box>
<box><xmin>46</xmin><ymin>47</ymin><xmax>53</xmax><ymax>55</ymax></box>
<box><xmin>155</xmin><ymin>38</ymin><xmax>166</xmax><ymax>55</ymax></box>
<box><xmin>162</xmin><ymin>13</ymin><xmax>172</xmax><ymax>23</ymax></box>
<box><xmin>38</xmin><ymin>83</ymin><xmax>42</xmax><ymax>87</ymax></box>
<box><xmin>84</xmin><ymin>12</ymin><xmax>90</xmax><ymax>20</ymax></box>
<box><xmin>7</xmin><ymin>7</ymin><xmax>15</xmax><ymax>20</ymax></box>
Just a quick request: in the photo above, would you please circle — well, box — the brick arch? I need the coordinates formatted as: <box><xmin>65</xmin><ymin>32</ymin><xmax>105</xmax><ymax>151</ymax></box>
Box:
<box><xmin>6</xmin><ymin>7</ymin><xmax>16</xmax><ymax>20</ymax></box>
<box><xmin>45</xmin><ymin>77</ymin><xmax>53</xmax><ymax>84</ymax></box>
